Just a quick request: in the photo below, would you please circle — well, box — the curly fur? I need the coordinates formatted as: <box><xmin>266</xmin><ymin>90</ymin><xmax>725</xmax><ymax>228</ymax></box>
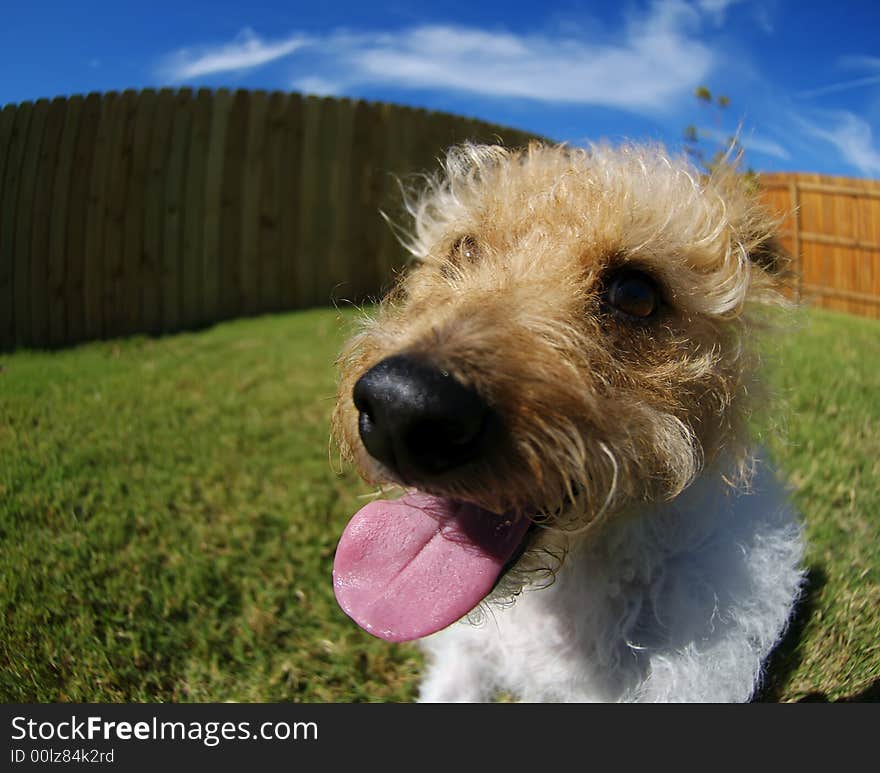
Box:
<box><xmin>331</xmin><ymin>142</ymin><xmax>804</xmax><ymax>702</ymax></box>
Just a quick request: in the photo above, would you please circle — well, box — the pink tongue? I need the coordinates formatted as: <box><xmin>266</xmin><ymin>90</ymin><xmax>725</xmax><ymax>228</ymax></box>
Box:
<box><xmin>333</xmin><ymin>492</ymin><xmax>530</xmax><ymax>642</ymax></box>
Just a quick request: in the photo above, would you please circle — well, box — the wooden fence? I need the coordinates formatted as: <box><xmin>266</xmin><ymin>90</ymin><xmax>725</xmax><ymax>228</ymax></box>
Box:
<box><xmin>0</xmin><ymin>89</ymin><xmax>539</xmax><ymax>351</ymax></box>
<box><xmin>2</xmin><ymin>90</ymin><xmax>878</xmax><ymax>352</ymax></box>
<box><xmin>760</xmin><ymin>173</ymin><xmax>880</xmax><ymax>319</ymax></box>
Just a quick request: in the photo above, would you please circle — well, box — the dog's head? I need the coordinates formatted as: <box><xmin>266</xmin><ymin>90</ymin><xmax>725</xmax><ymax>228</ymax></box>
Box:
<box><xmin>331</xmin><ymin>142</ymin><xmax>788</xmax><ymax>642</ymax></box>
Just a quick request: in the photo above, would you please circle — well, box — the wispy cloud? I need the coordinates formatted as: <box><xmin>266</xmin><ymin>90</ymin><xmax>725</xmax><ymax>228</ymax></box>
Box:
<box><xmin>291</xmin><ymin>76</ymin><xmax>343</xmax><ymax>97</ymax></box>
<box><xmin>798</xmin><ymin>54</ymin><xmax>880</xmax><ymax>99</ymax></box>
<box><xmin>839</xmin><ymin>55</ymin><xmax>880</xmax><ymax>70</ymax></box>
<box><xmin>697</xmin><ymin>0</ymin><xmax>775</xmax><ymax>34</ymax></box>
<box><xmin>292</xmin><ymin>1</ymin><xmax>716</xmax><ymax>112</ymax></box>
<box><xmin>796</xmin><ymin>112</ymin><xmax>880</xmax><ymax>176</ymax></box>
<box><xmin>155</xmin><ymin>1</ymin><xmax>725</xmax><ymax>113</ymax></box>
<box><xmin>696</xmin><ymin>0</ymin><xmax>745</xmax><ymax>25</ymax></box>
<box><xmin>158</xmin><ymin>28</ymin><xmax>310</xmax><ymax>82</ymax></box>
<box><xmin>698</xmin><ymin>126</ymin><xmax>790</xmax><ymax>160</ymax></box>
<box><xmin>798</xmin><ymin>74</ymin><xmax>880</xmax><ymax>99</ymax></box>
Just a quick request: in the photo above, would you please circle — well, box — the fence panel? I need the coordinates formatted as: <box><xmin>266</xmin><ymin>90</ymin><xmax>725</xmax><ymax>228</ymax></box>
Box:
<box><xmin>0</xmin><ymin>90</ymin><xmax>546</xmax><ymax>350</ymax></box>
<box><xmin>8</xmin><ymin>89</ymin><xmax>878</xmax><ymax>351</ymax></box>
<box><xmin>761</xmin><ymin>173</ymin><xmax>880</xmax><ymax>319</ymax></box>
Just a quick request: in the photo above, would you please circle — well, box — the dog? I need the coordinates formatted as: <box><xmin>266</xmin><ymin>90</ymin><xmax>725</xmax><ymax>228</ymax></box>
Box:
<box><xmin>330</xmin><ymin>142</ymin><xmax>804</xmax><ymax>702</ymax></box>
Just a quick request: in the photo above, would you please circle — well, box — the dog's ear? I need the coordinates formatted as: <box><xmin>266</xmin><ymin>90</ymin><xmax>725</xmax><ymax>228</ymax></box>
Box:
<box><xmin>747</xmin><ymin>232</ymin><xmax>797</xmax><ymax>304</ymax></box>
<box><xmin>709</xmin><ymin>164</ymin><xmax>797</xmax><ymax>305</ymax></box>
<box><xmin>750</xmin><ymin>232</ymin><xmax>792</xmax><ymax>275</ymax></box>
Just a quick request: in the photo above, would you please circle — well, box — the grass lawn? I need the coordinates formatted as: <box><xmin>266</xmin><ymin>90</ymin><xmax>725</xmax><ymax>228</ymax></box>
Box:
<box><xmin>1</xmin><ymin>305</ymin><xmax>878</xmax><ymax>702</ymax></box>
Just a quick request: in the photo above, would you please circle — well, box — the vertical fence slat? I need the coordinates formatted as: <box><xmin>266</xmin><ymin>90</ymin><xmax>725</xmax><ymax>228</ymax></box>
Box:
<box><xmin>65</xmin><ymin>93</ymin><xmax>101</xmax><ymax>346</ymax></box>
<box><xmin>161</xmin><ymin>89</ymin><xmax>192</xmax><ymax>333</ymax></box>
<box><xmin>376</xmin><ymin>102</ymin><xmax>414</xmax><ymax>288</ymax></box>
<box><xmin>869</xmin><ymin>185</ymin><xmax>880</xmax><ymax>319</ymax></box>
<box><xmin>348</xmin><ymin>100</ymin><xmax>386</xmax><ymax>302</ymax></box>
<box><xmin>259</xmin><ymin>91</ymin><xmax>287</xmax><ymax>313</ymax></box>
<box><xmin>788</xmin><ymin>182</ymin><xmax>801</xmax><ymax>302</ymax></box>
<box><xmin>30</xmin><ymin>97</ymin><xmax>67</xmax><ymax>348</ymax></box>
<box><xmin>295</xmin><ymin>95</ymin><xmax>322</xmax><ymax>309</ymax></box>
<box><xmin>219</xmin><ymin>90</ymin><xmax>248</xmax><ymax>320</ymax></box>
<box><xmin>280</xmin><ymin>93</ymin><xmax>303</xmax><ymax>311</ymax></box>
<box><xmin>838</xmin><ymin>190</ymin><xmax>855</xmax><ymax>316</ymax></box>
<box><xmin>800</xmin><ymin>180</ymin><xmax>821</xmax><ymax>308</ymax></box>
<box><xmin>101</xmin><ymin>91</ymin><xmax>138</xmax><ymax>338</ymax></box>
<box><xmin>0</xmin><ymin>105</ymin><xmax>16</xmax><ymax>195</ymax></box>
<box><xmin>0</xmin><ymin>103</ymin><xmax>31</xmax><ymax>350</ymax></box>
<box><xmin>328</xmin><ymin>98</ymin><xmax>355</xmax><ymax>304</ymax></box>
<box><xmin>14</xmin><ymin>99</ymin><xmax>50</xmax><ymax>348</ymax></box>
<box><xmin>241</xmin><ymin>90</ymin><xmax>267</xmax><ymax>316</ymax></box>
<box><xmin>299</xmin><ymin>97</ymin><xmax>339</xmax><ymax>307</ymax></box>
<box><xmin>142</xmin><ymin>89</ymin><xmax>174</xmax><ymax>335</ymax></box>
<box><xmin>84</xmin><ymin>93</ymin><xmax>115</xmax><ymax>340</ymax></box>
<box><xmin>816</xmin><ymin>174</ymin><xmax>838</xmax><ymax>313</ymax></box>
<box><xmin>119</xmin><ymin>89</ymin><xmax>157</xmax><ymax>337</ymax></box>
<box><xmin>853</xmin><ymin>182</ymin><xmax>866</xmax><ymax>317</ymax></box>
<box><xmin>181</xmin><ymin>89</ymin><xmax>212</xmax><ymax>329</ymax></box>
<box><xmin>201</xmin><ymin>89</ymin><xmax>231</xmax><ymax>324</ymax></box>
<box><xmin>376</xmin><ymin>102</ymin><xmax>402</xmax><ymax>289</ymax></box>
<box><xmin>48</xmin><ymin>96</ymin><xmax>83</xmax><ymax>347</ymax></box>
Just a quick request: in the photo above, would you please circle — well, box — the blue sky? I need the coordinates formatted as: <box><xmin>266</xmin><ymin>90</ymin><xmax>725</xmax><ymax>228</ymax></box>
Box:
<box><xmin>3</xmin><ymin>0</ymin><xmax>879</xmax><ymax>177</ymax></box>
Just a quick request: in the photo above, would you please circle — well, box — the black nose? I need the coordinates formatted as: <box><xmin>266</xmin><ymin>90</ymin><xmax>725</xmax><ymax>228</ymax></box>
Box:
<box><xmin>353</xmin><ymin>354</ymin><xmax>492</xmax><ymax>479</ymax></box>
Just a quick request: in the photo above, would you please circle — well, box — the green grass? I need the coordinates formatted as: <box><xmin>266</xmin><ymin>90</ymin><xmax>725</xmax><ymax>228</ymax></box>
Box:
<box><xmin>758</xmin><ymin>308</ymin><xmax>880</xmax><ymax>702</ymax></box>
<box><xmin>1</xmin><ymin>306</ymin><xmax>877</xmax><ymax>702</ymax></box>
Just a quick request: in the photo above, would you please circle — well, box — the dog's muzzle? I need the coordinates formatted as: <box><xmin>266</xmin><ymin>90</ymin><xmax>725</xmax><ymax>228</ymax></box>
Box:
<box><xmin>352</xmin><ymin>354</ymin><xmax>493</xmax><ymax>480</ymax></box>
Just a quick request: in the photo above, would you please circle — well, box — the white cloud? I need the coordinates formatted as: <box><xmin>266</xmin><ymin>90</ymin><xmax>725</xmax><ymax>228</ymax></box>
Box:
<box><xmin>839</xmin><ymin>55</ymin><xmax>880</xmax><ymax>70</ymax></box>
<box><xmin>696</xmin><ymin>0</ymin><xmax>745</xmax><ymax>25</ymax></box>
<box><xmin>799</xmin><ymin>55</ymin><xmax>880</xmax><ymax>99</ymax></box>
<box><xmin>293</xmin><ymin>76</ymin><xmax>343</xmax><ymax>97</ymax></box>
<box><xmin>158</xmin><ymin>28</ymin><xmax>310</xmax><ymax>81</ymax></box>
<box><xmin>797</xmin><ymin>112</ymin><xmax>880</xmax><ymax>176</ymax></box>
<box><xmin>291</xmin><ymin>1</ymin><xmax>716</xmax><ymax>113</ymax></box>
<box><xmin>154</xmin><ymin>1</ymin><xmax>724</xmax><ymax>113</ymax></box>
<box><xmin>751</xmin><ymin>5</ymin><xmax>775</xmax><ymax>35</ymax></box>
<box><xmin>798</xmin><ymin>74</ymin><xmax>880</xmax><ymax>100</ymax></box>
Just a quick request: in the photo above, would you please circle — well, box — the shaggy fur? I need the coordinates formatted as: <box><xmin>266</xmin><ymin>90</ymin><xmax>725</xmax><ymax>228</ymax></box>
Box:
<box><xmin>332</xmin><ymin>142</ymin><xmax>804</xmax><ymax>702</ymax></box>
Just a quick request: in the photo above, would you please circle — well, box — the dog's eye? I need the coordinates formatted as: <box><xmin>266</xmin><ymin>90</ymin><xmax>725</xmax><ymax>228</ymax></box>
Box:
<box><xmin>440</xmin><ymin>236</ymin><xmax>479</xmax><ymax>278</ymax></box>
<box><xmin>605</xmin><ymin>270</ymin><xmax>660</xmax><ymax>319</ymax></box>
<box><xmin>450</xmin><ymin>236</ymin><xmax>478</xmax><ymax>263</ymax></box>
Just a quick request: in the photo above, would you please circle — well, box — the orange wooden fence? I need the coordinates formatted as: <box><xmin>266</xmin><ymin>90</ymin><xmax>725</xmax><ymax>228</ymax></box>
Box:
<box><xmin>760</xmin><ymin>173</ymin><xmax>880</xmax><ymax>319</ymax></box>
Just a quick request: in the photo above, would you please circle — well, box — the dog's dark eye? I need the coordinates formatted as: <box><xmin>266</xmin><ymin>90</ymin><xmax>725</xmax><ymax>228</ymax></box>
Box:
<box><xmin>450</xmin><ymin>236</ymin><xmax>478</xmax><ymax>263</ymax></box>
<box><xmin>440</xmin><ymin>236</ymin><xmax>479</xmax><ymax>278</ymax></box>
<box><xmin>605</xmin><ymin>270</ymin><xmax>660</xmax><ymax>319</ymax></box>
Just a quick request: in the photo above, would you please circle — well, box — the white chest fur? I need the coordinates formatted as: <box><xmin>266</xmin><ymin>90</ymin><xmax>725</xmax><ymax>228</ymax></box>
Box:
<box><xmin>419</xmin><ymin>456</ymin><xmax>805</xmax><ymax>702</ymax></box>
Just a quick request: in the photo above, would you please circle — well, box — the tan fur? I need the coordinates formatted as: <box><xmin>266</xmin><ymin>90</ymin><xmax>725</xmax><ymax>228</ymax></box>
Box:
<box><xmin>332</xmin><ymin>142</ymin><xmax>788</xmax><ymax>587</ymax></box>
